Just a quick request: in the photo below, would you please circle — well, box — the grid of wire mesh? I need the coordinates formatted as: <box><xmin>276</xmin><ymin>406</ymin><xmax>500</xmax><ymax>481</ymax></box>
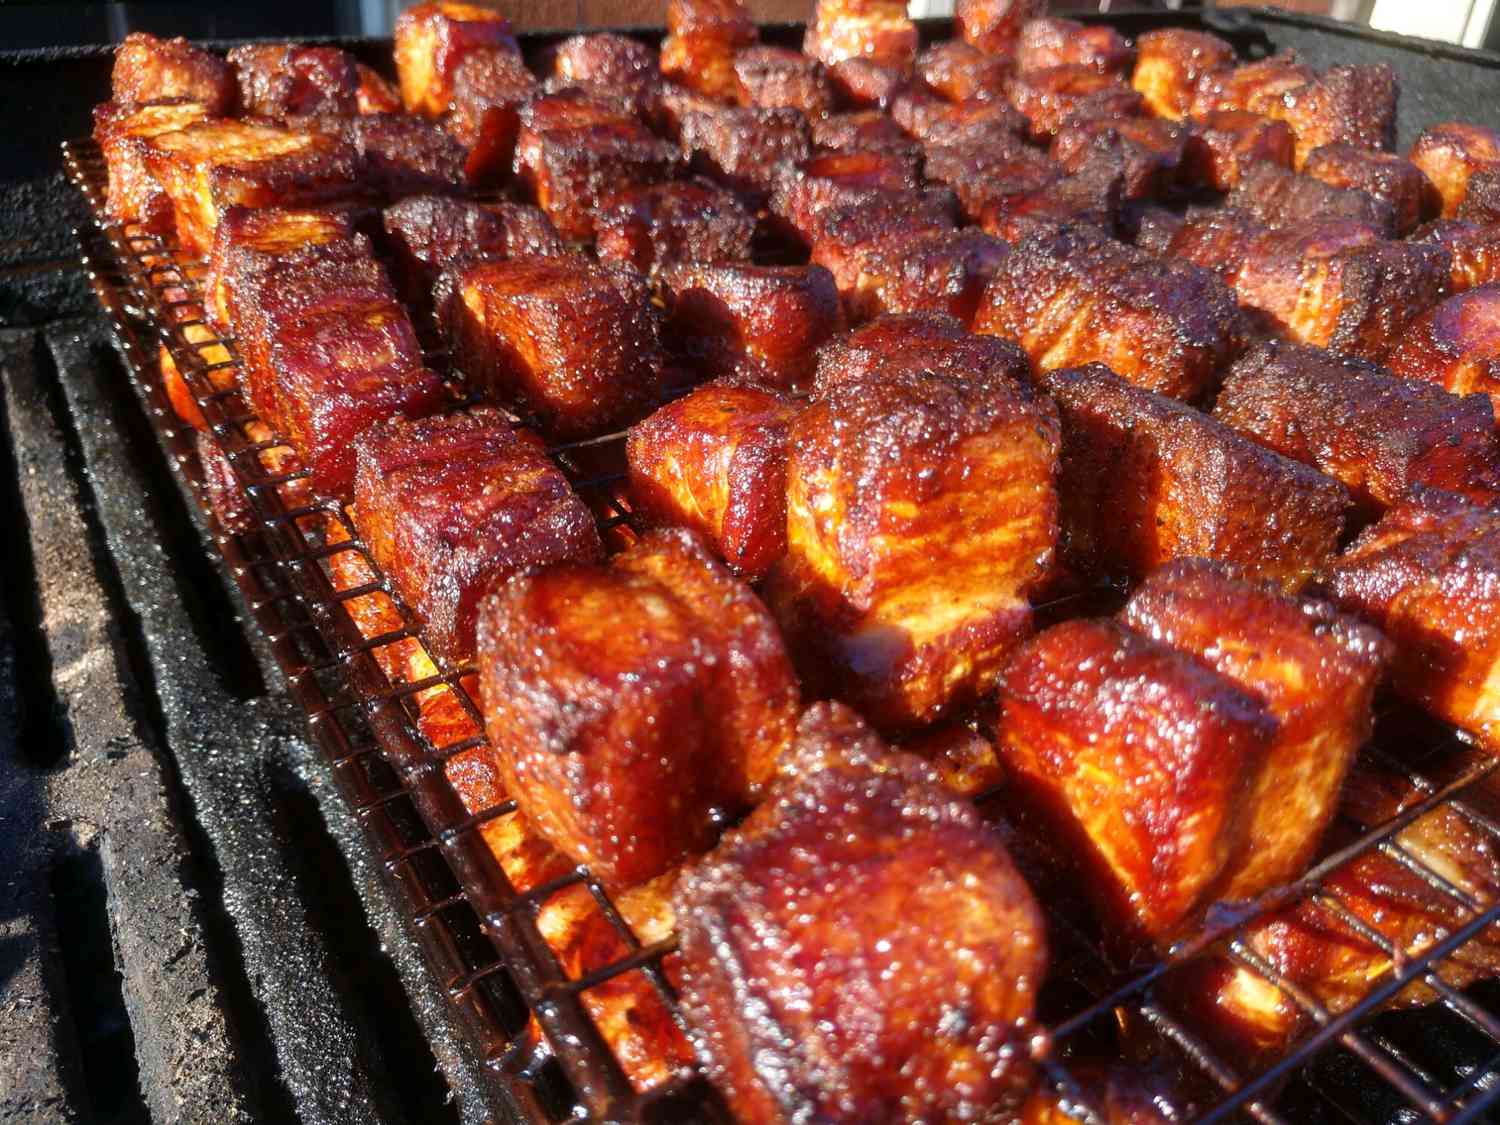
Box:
<box><xmin>62</xmin><ymin>127</ymin><xmax>1500</xmax><ymax>1123</ymax></box>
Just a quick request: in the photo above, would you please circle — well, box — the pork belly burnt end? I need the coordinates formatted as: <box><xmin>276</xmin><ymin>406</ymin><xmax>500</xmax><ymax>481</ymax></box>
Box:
<box><xmin>352</xmin><ymin>409</ymin><xmax>602</xmax><ymax>665</ymax></box>
<box><xmin>1121</xmin><ymin>560</ymin><xmax>1390</xmax><ymax>899</ymax></box>
<box><xmin>549</xmin><ymin>32</ymin><xmax>658</xmax><ymax>94</ymax></box>
<box><xmin>1005</xmin><ymin>66</ymin><xmax>1144</xmax><ymax>141</ymax></box>
<box><xmin>769</xmin><ymin>364</ymin><xmax>1059</xmax><ymax>730</ymax></box>
<box><xmin>1261</xmin><ymin>64</ymin><xmax>1397</xmax><ymax>169</ymax></box>
<box><xmin>1015</xmin><ymin>18</ymin><xmax>1133</xmax><ymax>75</ymax></box>
<box><xmin>94</xmin><ymin>100</ymin><xmax>211</xmax><ymax>233</ymax></box>
<box><xmin>1039</xmin><ymin>363</ymin><xmax>1350</xmax><ymax>589</ymax></box>
<box><xmin>446</xmin><ymin>49</ymin><xmax>539</xmax><ymax>186</ymax></box>
<box><xmin>1226</xmin><ymin>161</ymin><xmax>1396</xmax><ymax>234</ymax></box>
<box><xmin>957</xmin><ymin>0</ymin><xmax>1047</xmax><ymax>57</ymax></box>
<box><xmin>303</xmin><ymin>112</ymin><xmax>467</xmax><ymax>198</ymax></box>
<box><xmin>999</xmin><ymin>618</ymin><xmax>1273</xmax><ymax>944</ymax></box>
<box><xmin>205</xmin><ymin>204</ymin><xmax>356</xmax><ymax>333</ymax></box>
<box><xmin>1413</xmin><ymin>219</ymin><xmax>1500</xmax><ymax>292</ymax></box>
<box><xmin>811</xmin><ymin>111</ymin><xmax>920</xmax><ymax>158</ymax></box>
<box><xmin>837</xmin><ymin>227</ymin><xmax>1010</xmax><ymax>325</ymax></box>
<box><xmin>356</xmin><ymin>64</ymin><xmax>402</xmax><ymax>114</ymax></box>
<box><xmin>112</xmin><ymin>31</ymin><xmax>234</xmax><ymax>113</ymax></box>
<box><xmin>1214</xmin><ymin>339</ymin><xmax>1500</xmax><ymax>512</ymax></box>
<box><xmin>677</xmin><ymin>106</ymin><xmax>811</xmax><ymax>206</ymax></box>
<box><xmin>733</xmin><ymin>46</ymin><xmax>836</xmax><ymax>117</ymax></box>
<box><xmin>675</xmin><ymin>703</ymin><xmax>1047</xmax><ymax>1125</ymax></box>
<box><xmin>1132</xmin><ymin>28</ymin><xmax>1236</xmax><ymax>120</ymax></box>
<box><xmin>1304</xmin><ymin>143</ymin><xmax>1434</xmax><ymax>235</ymax></box>
<box><xmin>1189</xmin><ymin>52</ymin><xmax>1315</xmax><ymax>119</ymax></box>
<box><xmin>658</xmin><ymin>262</ymin><xmax>843</xmax><ymax>389</ymax></box>
<box><xmin>477</xmin><ymin>527</ymin><xmax>799</xmax><ymax>886</ymax></box>
<box><xmin>974</xmin><ymin>226</ymin><xmax>1244</xmax><ymax>401</ymax></box>
<box><xmin>142</xmin><ymin>119</ymin><xmax>359</xmax><ymax>256</ymax></box>
<box><xmin>814</xmin><ymin>311</ymin><xmax>1032</xmax><ymax>391</ymax></box>
<box><xmin>771</xmin><ymin>149</ymin><xmax>921</xmax><ymax>243</ymax></box>
<box><xmin>627</xmin><ymin>381</ymin><xmax>795</xmax><ymax>579</ymax></box>
<box><xmin>1409</xmin><ymin>122</ymin><xmax>1500</xmax><ymax>218</ymax></box>
<box><xmin>827</xmin><ymin>57</ymin><xmax>906</xmax><ymax>110</ymax></box>
<box><xmin>1181</xmin><ymin>111</ymin><xmax>1295</xmax><ymax>192</ymax></box>
<box><xmin>394</xmin><ymin>0</ymin><xmax>518</xmax><ymax>116</ymax></box>
<box><xmin>1386</xmin><ymin>285</ymin><xmax>1500</xmax><ymax>419</ymax></box>
<box><xmin>660</xmin><ymin>0</ymin><xmax>757</xmax><ymax>101</ymax></box>
<box><xmin>923</xmin><ymin>136</ymin><xmax>1062</xmax><ymax>223</ymax></box>
<box><xmin>915</xmin><ymin>41</ymin><xmax>1010</xmax><ymax>102</ymax></box>
<box><xmin>1326</xmin><ymin>492</ymin><xmax>1500</xmax><ymax>750</ymax></box>
<box><xmin>1459</xmin><ymin>168</ymin><xmax>1500</xmax><ymax>225</ymax></box>
<box><xmin>809</xmin><ymin>188</ymin><xmax>958</xmax><ymax>294</ymax></box>
<box><xmin>1051</xmin><ymin>117</ymin><xmax>1189</xmax><ymax>202</ymax></box>
<box><xmin>803</xmin><ymin>0</ymin><xmax>919</xmax><ymax>70</ymax></box>
<box><xmin>593</xmin><ymin>179</ymin><xmax>755</xmax><ymax>272</ymax></box>
<box><xmin>228</xmin><ymin>44</ymin><xmax>358</xmax><ymax>118</ymax></box>
<box><xmin>891</xmin><ymin>91</ymin><xmax>1025</xmax><ymax>145</ymax></box>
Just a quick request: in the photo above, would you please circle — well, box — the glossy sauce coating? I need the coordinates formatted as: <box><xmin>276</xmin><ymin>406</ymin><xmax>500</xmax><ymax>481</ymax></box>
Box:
<box><xmin>594</xmin><ymin>178</ymin><xmax>755</xmax><ymax>273</ymax></box>
<box><xmin>228</xmin><ymin>44</ymin><xmax>359</xmax><ymax>118</ymax></box>
<box><xmin>111</xmin><ymin>31</ymin><xmax>235</xmax><ymax>113</ymax></box>
<box><xmin>1132</xmin><ymin>28</ymin><xmax>1235</xmax><ymax>120</ymax></box>
<box><xmin>393</xmin><ymin>0</ymin><xmax>519</xmax><ymax>117</ymax></box>
<box><xmin>1386</xmin><ymin>284</ymin><xmax>1500</xmax><ymax>419</ymax></box>
<box><xmin>1410</xmin><ymin>121</ymin><xmax>1500</xmax><ymax>217</ymax></box>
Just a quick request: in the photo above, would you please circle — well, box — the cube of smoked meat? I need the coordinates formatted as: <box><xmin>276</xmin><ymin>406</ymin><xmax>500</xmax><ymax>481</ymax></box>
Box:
<box><xmin>803</xmin><ymin>0</ymin><xmax>919</xmax><ymax>70</ymax></box>
<box><xmin>1051</xmin><ymin>117</ymin><xmax>1189</xmax><ymax>201</ymax></box>
<box><xmin>477</xmin><ymin>527</ymin><xmax>799</xmax><ymax>886</ymax></box>
<box><xmin>1458</xmin><ymin>167</ymin><xmax>1500</xmax><ymax>225</ymax></box>
<box><xmin>1387</xmin><ymin>285</ymin><xmax>1500</xmax><ymax>420</ymax></box>
<box><xmin>922</xmin><ymin>136</ymin><xmax>1062</xmax><ymax>222</ymax></box>
<box><xmin>445</xmin><ymin>48</ymin><xmax>538</xmax><ymax>186</ymax></box>
<box><xmin>1214</xmin><ymin>339</ymin><xmax>1500</xmax><ymax>512</ymax></box>
<box><xmin>548</xmin><ymin>32</ymin><xmax>657</xmax><ymax>94</ymax></box>
<box><xmin>142</xmin><ymin>119</ymin><xmax>359</xmax><ymax>257</ymax></box>
<box><xmin>355</xmin><ymin>64</ymin><xmax>402</xmax><ymax>115</ymax></box>
<box><xmin>594</xmin><ymin>178</ymin><xmax>753</xmax><ymax>273</ymax></box>
<box><xmin>838</xmin><ymin>227</ymin><xmax>1009</xmax><ymax>325</ymax></box>
<box><xmin>1261</xmin><ymin>64</ymin><xmax>1397</xmax><ymax>170</ymax></box>
<box><xmin>957</xmin><ymin>0</ymin><xmax>1047</xmax><ymax>57</ymax></box>
<box><xmin>1004</xmin><ymin>66</ymin><xmax>1144</xmax><ymax>141</ymax></box>
<box><xmin>627</xmin><ymin>380</ymin><xmax>795</xmax><ymax>579</ymax></box>
<box><xmin>205</xmin><ymin>204</ymin><xmax>356</xmax><ymax>332</ymax></box>
<box><xmin>300</xmin><ymin>112</ymin><xmax>467</xmax><ymax>197</ymax></box>
<box><xmin>438</xmin><ymin>255</ymin><xmax>664</xmax><ymax>438</ymax></box>
<box><xmin>227</xmin><ymin>44</ymin><xmax>358</xmax><ymax>118</ymax></box>
<box><xmin>1037</xmin><ymin>363</ymin><xmax>1350</xmax><ymax>589</ymax></box>
<box><xmin>1015</xmin><ymin>18</ymin><xmax>1133</xmax><ymax>76</ymax></box>
<box><xmin>111</xmin><ymin>32</ymin><xmax>235</xmax><ymax>114</ymax></box>
<box><xmin>814</xmin><ymin>311</ymin><xmax>1033</xmax><ymax>392</ymax></box>
<box><xmin>1120</xmin><ymin>559</ymin><xmax>1390</xmax><ymax>900</ymax></box>
<box><xmin>676</xmin><ymin>701</ymin><xmax>1047</xmax><ymax>1125</ymax></box>
<box><xmin>890</xmin><ymin>89</ymin><xmax>1026</xmax><ymax>145</ymax></box>
<box><xmin>809</xmin><ymin>188</ymin><xmax>958</xmax><ymax>292</ymax></box>
<box><xmin>1226</xmin><ymin>160</ymin><xmax>1396</xmax><ymax>235</ymax></box>
<box><xmin>658</xmin><ymin>261</ymin><xmax>843</xmax><ymax>389</ymax></box>
<box><xmin>1022</xmin><ymin>1064</ymin><xmax>1200</xmax><ymax>1125</ymax></box>
<box><xmin>768</xmin><ymin>365</ymin><xmax>1059</xmax><ymax>730</ymax></box>
<box><xmin>974</xmin><ymin>226</ymin><xmax>1244</xmax><ymax>401</ymax></box>
<box><xmin>1303</xmin><ymin>143</ymin><xmax>1434</xmax><ymax>236</ymax></box>
<box><xmin>1132</xmin><ymin>28</ymin><xmax>1236</xmax><ymax>120</ymax></box>
<box><xmin>394</xmin><ymin>1</ymin><xmax>518</xmax><ymax>117</ymax></box>
<box><xmin>1181</xmin><ymin>110</ymin><xmax>1295</xmax><ymax>191</ymax></box>
<box><xmin>827</xmin><ymin>57</ymin><xmax>906</xmax><ymax>110</ymax></box>
<box><xmin>915</xmin><ymin>41</ymin><xmax>1010</xmax><ymax>102</ymax></box>
<box><xmin>1188</xmin><ymin>52</ymin><xmax>1315</xmax><ymax>119</ymax></box>
<box><xmin>351</xmin><ymin>408</ymin><xmax>602</xmax><ymax>666</ymax></box>
<box><xmin>677</xmin><ymin>106</ymin><xmax>811</xmax><ymax>206</ymax></box>
<box><xmin>809</xmin><ymin>111</ymin><xmax>919</xmax><ymax>159</ymax></box>
<box><xmin>1413</xmin><ymin>219</ymin><xmax>1500</xmax><ymax>292</ymax></box>
<box><xmin>998</xmin><ymin>617</ymin><xmax>1274</xmax><ymax>943</ymax></box>
<box><xmin>980</xmin><ymin>146</ymin><xmax>1126</xmax><ymax>240</ymax></box>
<box><xmin>732</xmin><ymin>46</ymin><xmax>836</xmax><ymax>117</ymax></box>
<box><xmin>94</xmin><ymin>99</ymin><xmax>211</xmax><ymax>233</ymax></box>
<box><xmin>770</xmin><ymin>149</ymin><xmax>920</xmax><ymax>242</ymax></box>
<box><xmin>660</xmin><ymin>0</ymin><xmax>758</xmax><ymax>102</ymax></box>
<box><xmin>1409</xmin><ymin>122</ymin><xmax>1500</xmax><ymax>218</ymax></box>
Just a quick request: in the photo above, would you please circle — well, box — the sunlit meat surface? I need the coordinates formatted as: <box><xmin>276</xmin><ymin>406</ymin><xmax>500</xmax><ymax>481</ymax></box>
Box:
<box><xmin>228</xmin><ymin>43</ymin><xmax>359</xmax><ymax>118</ymax></box>
<box><xmin>1131</xmin><ymin>27</ymin><xmax>1235</xmax><ymax>119</ymax></box>
<box><xmin>593</xmin><ymin>177</ymin><xmax>755</xmax><ymax>272</ymax></box>
<box><xmin>733</xmin><ymin>45</ymin><xmax>837</xmax><ymax>116</ymax></box>
<box><xmin>110</xmin><ymin>30</ymin><xmax>235</xmax><ymax>113</ymax></box>
<box><xmin>393</xmin><ymin>0</ymin><xmax>518</xmax><ymax>116</ymax></box>
<box><xmin>1409</xmin><ymin>121</ymin><xmax>1500</xmax><ymax>217</ymax></box>
<box><xmin>1386</xmin><ymin>284</ymin><xmax>1500</xmax><ymax>419</ymax></box>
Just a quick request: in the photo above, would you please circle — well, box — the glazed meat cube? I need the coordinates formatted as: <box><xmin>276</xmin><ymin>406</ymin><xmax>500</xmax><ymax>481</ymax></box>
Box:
<box><xmin>974</xmin><ymin>226</ymin><xmax>1244</xmax><ymax>401</ymax></box>
<box><xmin>915</xmin><ymin>41</ymin><xmax>1010</xmax><ymax>102</ymax></box>
<box><xmin>141</xmin><ymin>118</ymin><xmax>359</xmax><ymax>255</ymax></box>
<box><xmin>1005</xmin><ymin>65</ymin><xmax>1143</xmax><ymax>141</ymax></box>
<box><xmin>355</xmin><ymin>64</ymin><xmax>402</xmax><ymax>114</ymax></box>
<box><xmin>658</xmin><ymin>261</ymin><xmax>843</xmax><ymax>389</ymax></box>
<box><xmin>1015</xmin><ymin>18</ymin><xmax>1133</xmax><ymax>76</ymax></box>
<box><xmin>303</xmin><ymin>112</ymin><xmax>467</xmax><ymax>197</ymax></box>
<box><xmin>1412</xmin><ymin>219</ymin><xmax>1500</xmax><ymax>292</ymax></box>
<box><xmin>394</xmin><ymin>0</ymin><xmax>518</xmax><ymax>116</ymax></box>
<box><xmin>438</xmin><ymin>256</ymin><xmax>664</xmax><ymax>438</ymax></box>
<box><xmin>205</xmin><ymin>204</ymin><xmax>356</xmax><ymax>332</ymax></box>
<box><xmin>809</xmin><ymin>188</ymin><xmax>958</xmax><ymax>292</ymax></box>
<box><xmin>998</xmin><ymin>618</ymin><xmax>1274</xmax><ymax>943</ymax></box>
<box><xmin>380</xmin><ymin>195</ymin><xmax>563</xmax><ymax>315</ymax></box>
<box><xmin>1303</xmin><ymin>143</ymin><xmax>1433</xmax><ymax>235</ymax></box>
<box><xmin>1189</xmin><ymin>52</ymin><xmax>1315</xmax><ymax>119</ymax></box>
<box><xmin>677</xmin><ymin>106</ymin><xmax>811</xmax><ymax>205</ymax></box>
<box><xmin>1181</xmin><ymin>109</ymin><xmax>1295</xmax><ymax>191</ymax></box>
<box><xmin>827</xmin><ymin>57</ymin><xmax>906</xmax><ymax>110</ymax></box>
<box><xmin>447</xmin><ymin>48</ymin><xmax>539</xmax><ymax>186</ymax></box>
<box><xmin>594</xmin><ymin>178</ymin><xmax>754</xmax><ymax>272</ymax></box>
<box><xmin>1459</xmin><ymin>167</ymin><xmax>1500</xmax><ymax>224</ymax></box>
<box><xmin>814</xmin><ymin>311</ymin><xmax>1033</xmax><ymax>391</ymax></box>
<box><xmin>1262</xmin><ymin>64</ymin><xmax>1397</xmax><ymax>169</ymax></box>
<box><xmin>1409</xmin><ymin>122</ymin><xmax>1500</xmax><ymax>218</ymax></box>
<box><xmin>733</xmin><ymin>46</ymin><xmax>836</xmax><ymax>117</ymax></box>
<box><xmin>1051</xmin><ymin>117</ymin><xmax>1189</xmax><ymax>201</ymax></box>
<box><xmin>1038</xmin><ymin>362</ymin><xmax>1350</xmax><ymax>588</ymax></box>
<box><xmin>981</xmin><ymin>145</ymin><xmax>1126</xmax><ymax>239</ymax></box>
<box><xmin>94</xmin><ymin>99</ymin><xmax>211</xmax><ymax>233</ymax></box>
<box><xmin>1121</xmin><ymin>560</ymin><xmax>1390</xmax><ymax>899</ymax></box>
<box><xmin>352</xmin><ymin>409</ymin><xmax>602</xmax><ymax>665</ymax></box>
<box><xmin>891</xmin><ymin>90</ymin><xmax>1025</xmax><ymax>145</ymax></box>
<box><xmin>810</xmin><ymin>111</ymin><xmax>919</xmax><ymax>158</ymax></box>
<box><xmin>549</xmin><ymin>32</ymin><xmax>657</xmax><ymax>94</ymax></box>
<box><xmin>922</xmin><ymin>135</ymin><xmax>1061</xmax><ymax>222</ymax></box>
<box><xmin>660</xmin><ymin>0</ymin><xmax>758</xmax><ymax>102</ymax></box>
<box><xmin>111</xmin><ymin>31</ymin><xmax>234</xmax><ymax>113</ymax></box>
<box><xmin>675</xmin><ymin>702</ymin><xmax>1047</xmax><ymax>1124</ymax></box>
<box><xmin>803</xmin><ymin>0</ymin><xmax>919</xmax><ymax>70</ymax></box>
<box><xmin>1132</xmin><ymin>28</ymin><xmax>1236</xmax><ymax>120</ymax></box>
<box><xmin>1326</xmin><ymin>492</ymin><xmax>1500</xmax><ymax>750</ymax></box>
<box><xmin>770</xmin><ymin>149</ymin><xmax>920</xmax><ymax>242</ymax></box>
<box><xmin>1387</xmin><ymin>285</ymin><xmax>1500</xmax><ymax>419</ymax></box>
<box><xmin>228</xmin><ymin>44</ymin><xmax>358</xmax><ymax>118</ymax></box>
<box><xmin>1226</xmin><ymin>160</ymin><xmax>1396</xmax><ymax>234</ymax></box>
<box><xmin>768</xmin><ymin>364</ymin><xmax>1059</xmax><ymax>729</ymax></box>
<box><xmin>838</xmin><ymin>227</ymin><xmax>1009</xmax><ymax>325</ymax></box>
<box><xmin>1214</xmin><ymin>339</ymin><xmax>1500</xmax><ymax>512</ymax></box>
<box><xmin>477</xmin><ymin>527</ymin><xmax>799</xmax><ymax>886</ymax></box>
<box><xmin>958</xmin><ymin>0</ymin><xmax>1047</xmax><ymax>57</ymax></box>
<box><xmin>627</xmin><ymin>381</ymin><xmax>796</xmax><ymax>579</ymax></box>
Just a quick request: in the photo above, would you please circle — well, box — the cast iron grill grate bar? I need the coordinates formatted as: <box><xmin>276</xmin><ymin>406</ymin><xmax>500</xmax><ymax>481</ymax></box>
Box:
<box><xmin>61</xmin><ymin>135</ymin><xmax>1500</xmax><ymax>1124</ymax></box>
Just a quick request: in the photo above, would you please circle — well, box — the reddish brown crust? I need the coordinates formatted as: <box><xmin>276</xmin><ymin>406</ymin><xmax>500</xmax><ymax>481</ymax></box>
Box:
<box><xmin>1037</xmin><ymin>362</ymin><xmax>1350</xmax><ymax>589</ymax></box>
<box><xmin>675</xmin><ymin>703</ymin><xmax>1047</xmax><ymax>1124</ymax></box>
<box><xmin>1459</xmin><ymin>167</ymin><xmax>1500</xmax><ymax>225</ymax></box>
<box><xmin>1409</xmin><ymin>122</ymin><xmax>1500</xmax><ymax>218</ymax></box>
<box><xmin>1226</xmin><ymin>160</ymin><xmax>1396</xmax><ymax>234</ymax></box>
<box><xmin>549</xmin><ymin>32</ymin><xmax>658</xmax><ymax>93</ymax></box>
<box><xmin>770</xmin><ymin>148</ymin><xmax>921</xmax><ymax>242</ymax></box>
<box><xmin>660</xmin><ymin>0</ymin><xmax>758</xmax><ymax>101</ymax></box>
<box><xmin>447</xmin><ymin>48</ymin><xmax>539</xmax><ymax>185</ymax></box>
<box><xmin>476</xmin><ymin>527</ymin><xmax>798</xmax><ymax>886</ymax></box>
<box><xmin>808</xmin><ymin>188</ymin><xmax>959</xmax><ymax>293</ymax></box>
<box><xmin>837</xmin><ymin>226</ymin><xmax>1009</xmax><ymax>325</ymax></box>
<box><xmin>94</xmin><ymin>99</ymin><xmax>211</xmax><ymax>232</ymax></box>
<box><xmin>298</xmin><ymin>112</ymin><xmax>467</xmax><ymax>197</ymax></box>
<box><xmin>957</xmin><ymin>0</ymin><xmax>1048</xmax><ymax>58</ymax></box>
<box><xmin>803</xmin><ymin>0</ymin><xmax>919</xmax><ymax>70</ymax></box>
<box><xmin>1050</xmin><ymin>116</ymin><xmax>1189</xmax><ymax>201</ymax></box>
<box><xmin>657</xmin><ymin>261</ymin><xmax>844</xmax><ymax>389</ymax></box>
<box><xmin>1214</xmin><ymin>339</ymin><xmax>1500</xmax><ymax>512</ymax></box>
<box><xmin>922</xmin><ymin>134</ymin><xmax>1062</xmax><ymax>221</ymax></box>
<box><xmin>626</xmin><ymin>381</ymin><xmax>795</xmax><ymax>579</ymax></box>
<box><xmin>827</xmin><ymin>57</ymin><xmax>907</xmax><ymax>110</ymax></box>
<box><xmin>205</xmin><ymin>203</ymin><xmax>357</xmax><ymax>333</ymax></box>
<box><xmin>890</xmin><ymin>89</ymin><xmax>1026</xmax><ymax>145</ymax></box>
<box><xmin>111</xmin><ymin>32</ymin><xmax>235</xmax><ymax>114</ymax></box>
<box><xmin>352</xmin><ymin>408</ymin><xmax>602</xmax><ymax>665</ymax></box>
<box><xmin>1412</xmin><ymin>219</ymin><xmax>1500</xmax><ymax>292</ymax></box>
<box><xmin>1188</xmin><ymin>52</ymin><xmax>1315</xmax><ymax>120</ymax></box>
<box><xmin>915</xmin><ymin>41</ymin><xmax>1010</xmax><ymax>102</ymax></box>
<box><xmin>393</xmin><ymin>0</ymin><xmax>519</xmax><ymax>117</ymax></box>
<box><xmin>593</xmin><ymin>178</ymin><xmax>755</xmax><ymax>272</ymax></box>
<box><xmin>1386</xmin><ymin>285</ymin><xmax>1500</xmax><ymax>421</ymax></box>
<box><xmin>355</xmin><ymin>64</ymin><xmax>402</xmax><ymax>114</ymax></box>
<box><xmin>1261</xmin><ymin>63</ymin><xmax>1397</xmax><ymax>170</ymax></box>
<box><xmin>228</xmin><ymin>44</ymin><xmax>359</xmax><ymax>118</ymax></box>
<box><xmin>677</xmin><ymin>106</ymin><xmax>812</xmax><ymax>204</ymax></box>
<box><xmin>814</xmin><ymin>311</ymin><xmax>1033</xmax><ymax>391</ymax></box>
<box><xmin>1132</xmin><ymin>28</ymin><xmax>1236</xmax><ymax>120</ymax></box>
<box><xmin>1004</xmin><ymin>65</ymin><xmax>1144</xmax><ymax>140</ymax></box>
<box><xmin>997</xmin><ymin>617</ymin><xmax>1274</xmax><ymax>943</ymax></box>
<box><xmin>438</xmin><ymin>255</ymin><xmax>664</xmax><ymax>439</ymax></box>
<box><xmin>1304</xmin><ymin>143</ymin><xmax>1435</xmax><ymax>235</ymax></box>
<box><xmin>733</xmin><ymin>46</ymin><xmax>837</xmax><ymax>117</ymax></box>
<box><xmin>1015</xmin><ymin>18</ymin><xmax>1133</xmax><ymax>76</ymax></box>
<box><xmin>1181</xmin><ymin>109</ymin><xmax>1295</xmax><ymax>191</ymax></box>
<box><xmin>810</xmin><ymin>110</ymin><xmax>919</xmax><ymax>158</ymax></box>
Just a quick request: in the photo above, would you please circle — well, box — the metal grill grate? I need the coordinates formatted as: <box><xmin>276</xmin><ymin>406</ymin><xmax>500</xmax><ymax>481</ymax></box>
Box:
<box><xmin>62</xmin><ymin>133</ymin><xmax>1500</xmax><ymax>1124</ymax></box>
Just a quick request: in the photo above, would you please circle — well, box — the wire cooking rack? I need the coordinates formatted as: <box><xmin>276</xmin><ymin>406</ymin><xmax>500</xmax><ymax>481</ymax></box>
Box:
<box><xmin>62</xmin><ymin>135</ymin><xmax>1500</xmax><ymax>1124</ymax></box>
